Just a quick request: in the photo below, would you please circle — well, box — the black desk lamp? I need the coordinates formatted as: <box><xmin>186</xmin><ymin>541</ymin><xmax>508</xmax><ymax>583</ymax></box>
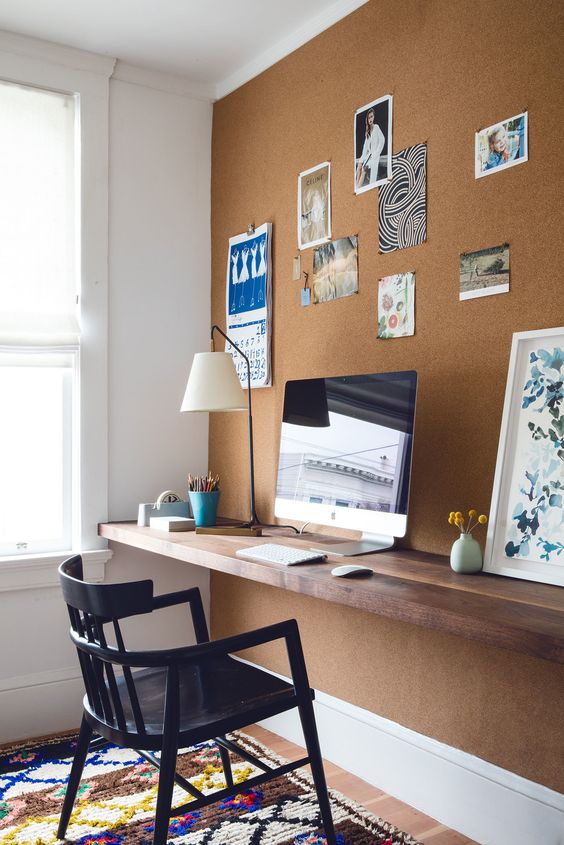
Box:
<box><xmin>180</xmin><ymin>324</ymin><xmax>259</xmax><ymax>531</ymax></box>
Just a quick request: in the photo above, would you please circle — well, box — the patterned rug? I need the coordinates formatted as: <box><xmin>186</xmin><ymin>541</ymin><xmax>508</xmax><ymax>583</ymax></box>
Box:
<box><xmin>0</xmin><ymin>730</ymin><xmax>421</xmax><ymax>844</ymax></box>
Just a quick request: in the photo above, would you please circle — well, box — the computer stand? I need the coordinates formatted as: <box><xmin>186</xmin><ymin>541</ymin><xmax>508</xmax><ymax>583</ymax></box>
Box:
<box><xmin>310</xmin><ymin>533</ymin><xmax>395</xmax><ymax>557</ymax></box>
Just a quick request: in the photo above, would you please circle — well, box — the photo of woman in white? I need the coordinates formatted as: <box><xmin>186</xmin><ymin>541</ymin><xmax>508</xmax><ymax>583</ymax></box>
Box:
<box><xmin>354</xmin><ymin>95</ymin><xmax>392</xmax><ymax>194</ymax></box>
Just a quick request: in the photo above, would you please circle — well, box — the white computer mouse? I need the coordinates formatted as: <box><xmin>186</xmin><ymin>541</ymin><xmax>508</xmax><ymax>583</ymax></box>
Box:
<box><xmin>331</xmin><ymin>564</ymin><xmax>374</xmax><ymax>578</ymax></box>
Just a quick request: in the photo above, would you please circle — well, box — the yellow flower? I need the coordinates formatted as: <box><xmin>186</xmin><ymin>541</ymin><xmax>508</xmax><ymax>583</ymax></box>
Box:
<box><xmin>448</xmin><ymin>515</ymin><xmax>454</xmax><ymax>524</ymax></box>
<box><xmin>478</xmin><ymin>514</ymin><xmax>488</xmax><ymax>524</ymax></box>
<box><xmin>455</xmin><ymin>511</ymin><xmax>463</xmax><ymax>519</ymax></box>
<box><xmin>468</xmin><ymin>509</ymin><xmax>477</xmax><ymax>518</ymax></box>
<box><xmin>449</xmin><ymin>511</ymin><xmax>456</xmax><ymax>519</ymax></box>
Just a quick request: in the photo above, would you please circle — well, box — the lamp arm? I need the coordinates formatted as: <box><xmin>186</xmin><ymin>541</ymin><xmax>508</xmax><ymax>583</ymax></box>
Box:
<box><xmin>210</xmin><ymin>325</ymin><xmax>258</xmax><ymax>525</ymax></box>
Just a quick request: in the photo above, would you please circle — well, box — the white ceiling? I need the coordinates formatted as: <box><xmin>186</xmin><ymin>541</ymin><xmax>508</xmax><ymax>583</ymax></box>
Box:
<box><xmin>0</xmin><ymin>0</ymin><xmax>368</xmax><ymax>99</ymax></box>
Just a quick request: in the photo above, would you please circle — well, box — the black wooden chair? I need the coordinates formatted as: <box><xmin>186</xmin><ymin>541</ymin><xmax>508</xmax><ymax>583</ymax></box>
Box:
<box><xmin>58</xmin><ymin>554</ymin><xmax>336</xmax><ymax>845</ymax></box>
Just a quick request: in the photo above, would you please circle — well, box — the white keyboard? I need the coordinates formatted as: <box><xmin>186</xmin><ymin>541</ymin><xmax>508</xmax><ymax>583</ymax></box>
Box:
<box><xmin>235</xmin><ymin>543</ymin><xmax>327</xmax><ymax>566</ymax></box>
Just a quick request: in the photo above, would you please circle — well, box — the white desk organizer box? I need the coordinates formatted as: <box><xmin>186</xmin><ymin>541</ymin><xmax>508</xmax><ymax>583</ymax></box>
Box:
<box><xmin>137</xmin><ymin>490</ymin><xmax>191</xmax><ymax>527</ymax></box>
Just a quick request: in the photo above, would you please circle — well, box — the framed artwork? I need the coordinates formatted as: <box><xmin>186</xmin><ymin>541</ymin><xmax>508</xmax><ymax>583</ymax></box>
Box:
<box><xmin>298</xmin><ymin>161</ymin><xmax>331</xmax><ymax>250</ymax></box>
<box><xmin>475</xmin><ymin>111</ymin><xmax>528</xmax><ymax>179</ymax></box>
<box><xmin>354</xmin><ymin>94</ymin><xmax>392</xmax><ymax>194</ymax></box>
<box><xmin>484</xmin><ymin>326</ymin><xmax>564</xmax><ymax>586</ymax></box>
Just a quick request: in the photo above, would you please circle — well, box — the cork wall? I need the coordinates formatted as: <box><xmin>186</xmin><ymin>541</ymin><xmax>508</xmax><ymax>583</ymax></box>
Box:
<box><xmin>209</xmin><ymin>0</ymin><xmax>564</xmax><ymax>790</ymax></box>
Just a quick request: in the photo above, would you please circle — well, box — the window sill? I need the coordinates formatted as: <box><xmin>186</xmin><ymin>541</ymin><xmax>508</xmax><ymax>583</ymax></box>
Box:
<box><xmin>0</xmin><ymin>548</ymin><xmax>112</xmax><ymax>592</ymax></box>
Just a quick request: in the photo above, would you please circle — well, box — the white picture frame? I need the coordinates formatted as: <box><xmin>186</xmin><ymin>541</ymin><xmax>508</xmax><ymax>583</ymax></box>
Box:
<box><xmin>484</xmin><ymin>326</ymin><xmax>564</xmax><ymax>586</ymax></box>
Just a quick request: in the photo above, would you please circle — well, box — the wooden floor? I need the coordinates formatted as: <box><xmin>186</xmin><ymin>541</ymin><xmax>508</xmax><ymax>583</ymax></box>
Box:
<box><xmin>245</xmin><ymin>725</ymin><xmax>481</xmax><ymax>845</ymax></box>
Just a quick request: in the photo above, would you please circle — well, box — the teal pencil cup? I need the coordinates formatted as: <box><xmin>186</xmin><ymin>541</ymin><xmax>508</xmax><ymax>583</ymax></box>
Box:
<box><xmin>188</xmin><ymin>490</ymin><xmax>220</xmax><ymax>527</ymax></box>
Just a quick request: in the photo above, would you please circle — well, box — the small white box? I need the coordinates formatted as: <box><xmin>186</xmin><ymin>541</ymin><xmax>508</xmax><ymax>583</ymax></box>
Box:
<box><xmin>149</xmin><ymin>516</ymin><xmax>195</xmax><ymax>532</ymax></box>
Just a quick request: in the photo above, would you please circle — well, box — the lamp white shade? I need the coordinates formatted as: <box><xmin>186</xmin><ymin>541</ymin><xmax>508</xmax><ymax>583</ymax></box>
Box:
<box><xmin>180</xmin><ymin>351</ymin><xmax>246</xmax><ymax>412</ymax></box>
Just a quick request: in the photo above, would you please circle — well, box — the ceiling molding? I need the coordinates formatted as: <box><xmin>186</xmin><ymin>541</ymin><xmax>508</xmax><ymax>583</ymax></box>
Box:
<box><xmin>215</xmin><ymin>0</ymin><xmax>369</xmax><ymax>99</ymax></box>
<box><xmin>0</xmin><ymin>28</ymin><xmax>115</xmax><ymax>76</ymax></box>
<box><xmin>112</xmin><ymin>60</ymin><xmax>215</xmax><ymax>102</ymax></box>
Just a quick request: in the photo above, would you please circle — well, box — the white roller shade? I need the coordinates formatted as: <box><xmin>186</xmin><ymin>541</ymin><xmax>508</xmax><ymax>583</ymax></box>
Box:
<box><xmin>0</xmin><ymin>79</ymin><xmax>79</xmax><ymax>343</ymax></box>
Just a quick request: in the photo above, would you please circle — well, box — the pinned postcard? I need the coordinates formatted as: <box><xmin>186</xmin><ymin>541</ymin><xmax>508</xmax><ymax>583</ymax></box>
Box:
<box><xmin>459</xmin><ymin>244</ymin><xmax>510</xmax><ymax>300</ymax></box>
<box><xmin>313</xmin><ymin>236</ymin><xmax>358</xmax><ymax>304</ymax></box>
<box><xmin>475</xmin><ymin>113</ymin><xmax>527</xmax><ymax>179</ymax></box>
<box><xmin>226</xmin><ymin>223</ymin><xmax>272</xmax><ymax>387</ymax></box>
<box><xmin>298</xmin><ymin>161</ymin><xmax>331</xmax><ymax>250</ymax></box>
<box><xmin>354</xmin><ymin>95</ymin><xmax>392</xmax><ymax>193</ymax></box>
<box><xmin>377</xmin><ymin>272</ymin><xmax>415</xmax><ymax>339</ymax></box>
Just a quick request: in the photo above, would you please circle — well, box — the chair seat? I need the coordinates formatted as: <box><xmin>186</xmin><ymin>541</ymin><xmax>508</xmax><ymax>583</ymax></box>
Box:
<box><xmin>86</xmin><ymin>655</ymin><xmax>298</xmax><ymax>743</ymax></box>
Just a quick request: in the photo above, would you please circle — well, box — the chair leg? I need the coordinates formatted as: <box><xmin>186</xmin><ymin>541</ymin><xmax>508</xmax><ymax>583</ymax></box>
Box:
<box><xmin>298</xmin><ymin>701</ymin><xmax>337</xmax><ymax>845</ymax></box>
<box><xmin>152</xmin><ymin>744</ymin><xmax>177</xmax><ymax>845</ymax></box>
<box><xmin>57</xmin><ymin>715</ymin><xmax>93</xmax><ymax>839</ymax></box>
<box><xmin>217</xmin><ymin>739</ymin><xmax>234</xmax><ymax>788</ymax></box>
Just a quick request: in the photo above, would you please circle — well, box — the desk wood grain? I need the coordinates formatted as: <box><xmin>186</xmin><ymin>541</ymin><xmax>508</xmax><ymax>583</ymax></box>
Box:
<box><xmin>99</xmin><ymin>522</ymin><xmax>564</xmax><ymax>664</ymax></box>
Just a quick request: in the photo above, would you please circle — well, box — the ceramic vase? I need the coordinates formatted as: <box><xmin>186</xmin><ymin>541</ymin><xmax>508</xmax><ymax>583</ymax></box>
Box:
<box><xmin>450</xmin><ymin>533</ymin><xmax>482</xmax><ymax>574</ymax></box>
<box><xmin>188</xmin><ymin>490</ymin><xmax>220</xmax><ymax>527</ymax></box>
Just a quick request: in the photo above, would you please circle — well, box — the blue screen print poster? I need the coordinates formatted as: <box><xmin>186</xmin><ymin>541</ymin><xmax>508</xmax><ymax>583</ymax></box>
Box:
<box><xmin>225</xmin><ymin>222</ymin><xmax>272</xmax><ymax>388</ymax></box>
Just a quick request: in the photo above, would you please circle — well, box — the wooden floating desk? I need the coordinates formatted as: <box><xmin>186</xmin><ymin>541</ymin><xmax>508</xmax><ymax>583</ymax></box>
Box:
<box><xmin>99</xmin><ymin>522</ymin><xmax>564</xmax><ymax>665</ymax></box>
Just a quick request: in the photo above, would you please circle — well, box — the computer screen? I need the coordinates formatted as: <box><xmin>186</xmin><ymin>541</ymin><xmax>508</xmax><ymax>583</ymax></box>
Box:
<box><xmin>274</xmin><ymin>370</ymin><xmax>417</xmax><ymax>555</ymax></box>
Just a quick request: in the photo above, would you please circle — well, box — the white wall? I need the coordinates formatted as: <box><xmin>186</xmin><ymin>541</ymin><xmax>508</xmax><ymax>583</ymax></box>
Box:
<box><xmin>108</xmin><ymin>75</ymin><xmax>212</xmax><ymax>517</ymax></box>
<box><xmin>0</xmin><ymin>59</ymin><xmax>213</xmax><ymax>744</ymax></box>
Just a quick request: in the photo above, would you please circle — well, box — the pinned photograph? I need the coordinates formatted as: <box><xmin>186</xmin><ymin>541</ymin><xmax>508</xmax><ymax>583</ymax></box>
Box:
<box><xmin>379</xmin><ymin>144</ymin><xmax>427</xmax><ymax>253</ymax></box>
<box><xmin>298</xmin><ymin>161</ymin><xmax>331</xmax><ymax>250</ymax></box>
<box><xmin>475</xmin><ymin>112</ymin><xmax>528</xmax><ymax>179</ymax></box>
<box><xmin>313</xmin><ymin>236</ymin><xmax>358</xmax><ymax>304</ymax></box>
<box><xmin>377</xmin><ymin>272</ymin><xmax>415</xmax><ymax>339</ymax></box>
<box><xmin>459</xmin><ymin>244</ymin><xmax>510</xmax><ymax>300</ymax></box>
<box><xmin>354</xmin><ymin>95</ymin><xmax>392</xmax><ymax>194</ymax></box>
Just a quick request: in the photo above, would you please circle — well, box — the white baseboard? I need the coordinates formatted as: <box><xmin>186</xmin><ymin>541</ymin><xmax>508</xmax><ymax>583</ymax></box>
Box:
<box><xmin>258</xmin><ymin>681</ymin><xmax>564</xmax><ymax>845</ymax></box>
<box><xmin>0</xmin><ymin>670</ymin><xmax>82</xmax><ymax>744</ymax></box>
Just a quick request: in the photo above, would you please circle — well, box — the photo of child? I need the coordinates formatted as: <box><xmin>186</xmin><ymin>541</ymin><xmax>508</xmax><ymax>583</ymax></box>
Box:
<box><xmin>475</xmin><ymin>112</ymin><xmax>527</xmax><ymax>179</ymax></box>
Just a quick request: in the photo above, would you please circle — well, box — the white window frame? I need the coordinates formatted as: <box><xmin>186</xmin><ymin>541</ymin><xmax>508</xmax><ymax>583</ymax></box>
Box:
<box><xmin>0</xmin><ymin>32</ymin><xmax>114</xmax><ymax>568</ymax></box>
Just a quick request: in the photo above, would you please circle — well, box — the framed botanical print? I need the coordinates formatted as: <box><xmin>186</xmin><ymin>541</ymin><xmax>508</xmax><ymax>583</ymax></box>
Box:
<box><xmin>484</xmin><ymin>326</ymin><xmax>564</xmax><ymax>586</ymax></box>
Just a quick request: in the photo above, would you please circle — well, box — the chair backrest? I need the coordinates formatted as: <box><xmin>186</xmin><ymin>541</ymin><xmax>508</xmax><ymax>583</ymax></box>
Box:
<box><xmin>59</xmin><ymin>555</ymin><xmax>185</xmax><ymax>735</ymax></box>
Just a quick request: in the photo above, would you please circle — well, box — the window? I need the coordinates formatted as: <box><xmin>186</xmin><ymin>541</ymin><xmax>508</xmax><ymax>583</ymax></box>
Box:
<box><xmin>0</xmin><ymin>37</ymin><xmax>112</xmax><ymax>563</ymax></box>
<box><xmin>0</xmin><ymin>80</ymin><xmax>79</xmax><ymax>556</ymax></box>
<box><xmin>0</xmin><ymin>351</ymin><xmax>76</xmax><ymax>554</ymax></box>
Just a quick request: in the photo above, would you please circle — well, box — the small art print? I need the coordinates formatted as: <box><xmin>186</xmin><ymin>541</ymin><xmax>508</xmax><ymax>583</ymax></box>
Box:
<box><xmin>313</xmin><ymin>236</ymin><xmax>358</xmax><ymax>304</ymax></box>
<box><xmin>459</xmin><ymin>243</ymin><xmax>509</xmax><ymax>300</ymax></box>
<box><xmin>354</xmin><ymin>94</ymin><xmax>392</xmax><ymax>194</ymax></box>
<box><xmin>378</xmin><ymin>272</ymin><xmax>415</xmax><ymax>339</ymax></box>
<box><xmin>379</xmin><ymin>144</ymin><xmax>426</xmax><ymax>253</ymax></box>
<box><xmin>484</xmin><ymin>327</ymin><xmax>564</xmax><ymax>586</ymax></box>
<box><xmin>298</xmin><ymin>161</ymin><xmax>331</xmax><ymax>250</ymax></box>
<box><xmin>475</xmin><ymin>112</ymin><xmax>528</xmax><ymax>179</ymax></box>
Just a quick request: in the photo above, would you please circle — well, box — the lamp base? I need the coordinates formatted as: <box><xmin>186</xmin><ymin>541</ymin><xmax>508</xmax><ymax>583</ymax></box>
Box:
<box><xmin>194</xmin><ymin>526</ymin><xmax>263</xmax><ymax>536</ymax></box>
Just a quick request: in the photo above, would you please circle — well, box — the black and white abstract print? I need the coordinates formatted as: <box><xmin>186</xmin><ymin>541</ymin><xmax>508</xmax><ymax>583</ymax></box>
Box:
<box><xmin>379</xmin><ymin>144</ymin><xmax>427</xmax><ymax>253</ymax></box>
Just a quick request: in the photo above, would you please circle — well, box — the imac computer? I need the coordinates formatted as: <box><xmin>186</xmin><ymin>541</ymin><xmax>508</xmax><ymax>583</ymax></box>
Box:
<box><xmin>274</xmin><ymin>371</ymin><xmax>417</xmax><ymax>556</ymax></box>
